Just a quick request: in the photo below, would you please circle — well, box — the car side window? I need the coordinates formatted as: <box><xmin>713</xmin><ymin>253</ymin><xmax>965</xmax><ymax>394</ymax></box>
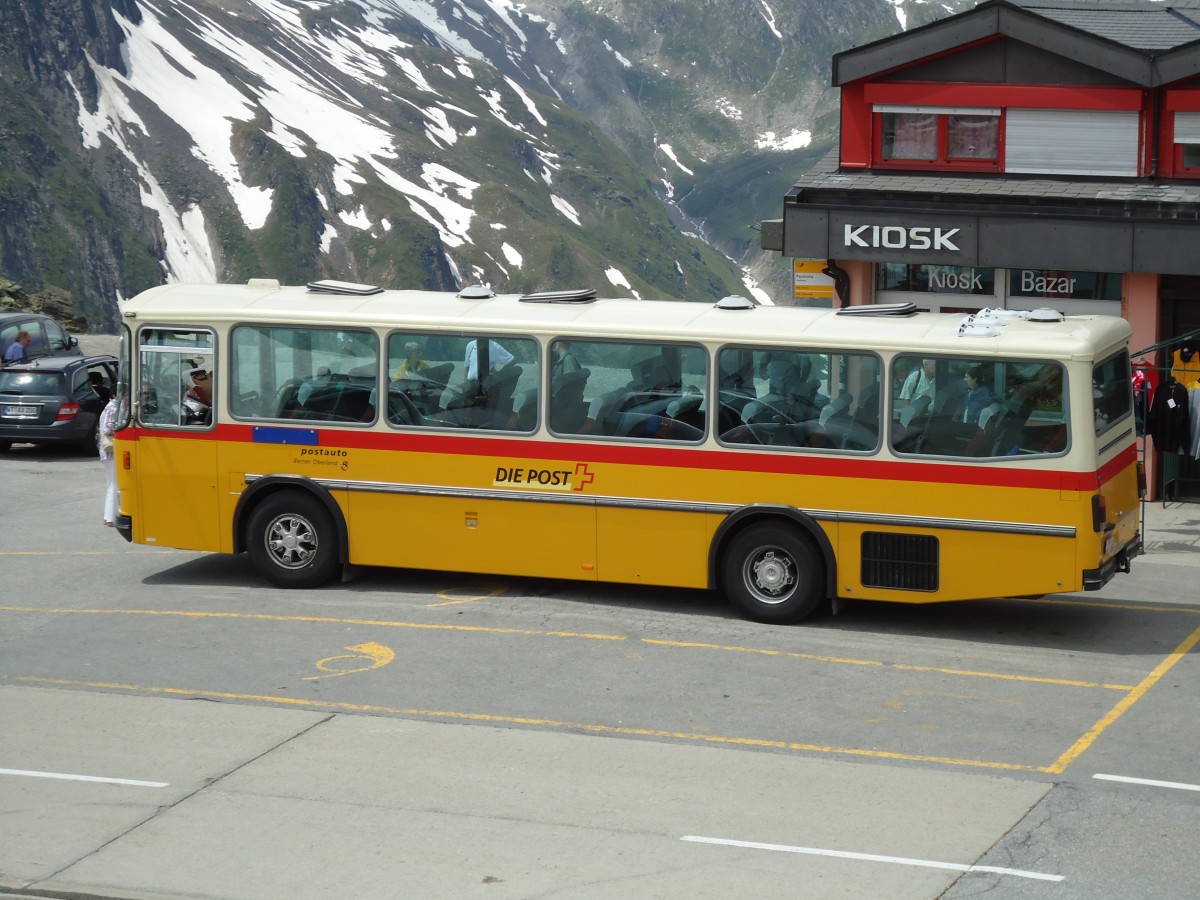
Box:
<box><xmin>45</xmin><ymin>320</ymin><xmax>69</xmax><ymax>352</ymax></box>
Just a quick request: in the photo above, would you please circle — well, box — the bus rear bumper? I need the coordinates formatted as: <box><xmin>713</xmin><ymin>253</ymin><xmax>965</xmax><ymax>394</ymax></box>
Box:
<box><xmin>115</xmin><ymin>513</ymin><xmax>133</xmax><ymax>544</ymax></box>
<box><xmin>1082</xmin><ymin>536</ymin><xmax>1142</xmax><ymax>590</ymax></box>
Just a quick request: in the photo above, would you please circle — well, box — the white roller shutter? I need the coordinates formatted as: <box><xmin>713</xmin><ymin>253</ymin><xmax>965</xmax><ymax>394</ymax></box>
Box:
<box><xmin>1006</xmin><ymin>108</ymin><xmax>1139</xmax><ymax>176</ymax></box>
<box><xmin>1175</xmin><ymin>111</ymin><xmax>1200</xmax><ymax>143</ymax></box>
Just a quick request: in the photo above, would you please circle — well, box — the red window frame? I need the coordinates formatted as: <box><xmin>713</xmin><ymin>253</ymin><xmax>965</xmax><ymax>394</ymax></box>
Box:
<box><xmin>873</xmin><ymin>110</ymin><xmax>1004</xmax><ymax>172</ymax></box>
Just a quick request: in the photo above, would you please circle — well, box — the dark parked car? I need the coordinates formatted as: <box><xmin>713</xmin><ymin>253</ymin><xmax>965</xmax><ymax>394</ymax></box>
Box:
<box><xmin>0</xmin><ymin>312</ymin><xmax>83</xmax><ymax>364</ymax></box>
<box><xmin>0</xmin><ymin>355</ymin><xmax>118</xmax><ymax>452</ymax></box>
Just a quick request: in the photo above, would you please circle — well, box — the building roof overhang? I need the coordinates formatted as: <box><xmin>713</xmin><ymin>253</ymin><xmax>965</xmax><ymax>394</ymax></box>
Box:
<box><xmin>764</xmin><ymin>150</ymin><xmax>1200</xmax><ymax>275</ymax></box>
<box><xmin>834</xmin><ymin>0</ymin><xmax>1200</xmax><ymax>88</ymax></box>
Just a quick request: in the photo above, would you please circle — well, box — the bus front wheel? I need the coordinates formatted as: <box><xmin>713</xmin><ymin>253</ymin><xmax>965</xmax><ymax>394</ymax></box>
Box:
<box><xmin>721</xmin><ymin>523</ymin><xmax>824</xmax><ymax>623</ymax></box>
<box><xmin>247</xmin><ymin>491</ymin><xmax>339</xmax><ymax>588</ymax></box>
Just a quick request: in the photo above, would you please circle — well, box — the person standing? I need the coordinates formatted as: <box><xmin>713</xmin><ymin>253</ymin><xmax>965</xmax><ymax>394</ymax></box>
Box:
<box><xmin>900</xmin><ymin>358</ymin><xmax>937</xmax><ymax>403</ymax></box>
<box><xmin>98</xmin><ymin>397</ymin><xmax>119</xmax><ymax>527</ymax></box>
<box><xmin>4</xmin><ymin>330</ymin><xmax>31</xmax><ymax>363</ymax></box>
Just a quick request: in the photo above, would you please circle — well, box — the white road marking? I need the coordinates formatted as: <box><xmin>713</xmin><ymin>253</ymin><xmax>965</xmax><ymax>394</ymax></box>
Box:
<box><xmin>681</xmin><ymin>835</ymin><xmax>1064</xmax><ymax>882</ymax></box>
<box><xmin>0</xmin><ymin>767</ymin><xmax>167</xmax><ymax>787</ymax></box>
<box><xmin>1094</xmin><ymin>773</ymin><xmax>1200</xmax><ymax>792</ymax></box>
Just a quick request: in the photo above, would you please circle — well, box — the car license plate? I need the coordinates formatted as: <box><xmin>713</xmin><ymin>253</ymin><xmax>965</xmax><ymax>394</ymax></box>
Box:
<box><xmin>2</xmin><ymin>404</ymin><xmax>37</xmax><ymax>417</ymax></box>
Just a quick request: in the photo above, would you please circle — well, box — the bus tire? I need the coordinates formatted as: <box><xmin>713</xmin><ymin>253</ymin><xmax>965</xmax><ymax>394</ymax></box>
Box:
<box><xmin>246</xmin><ymin>491</ymin><xmax>339</xmax><ymax>589</ymax></box>
<box><xmin>720</xmin><ymin>522</ymin><xmax>824</xmax><ymax>623</ymax></box>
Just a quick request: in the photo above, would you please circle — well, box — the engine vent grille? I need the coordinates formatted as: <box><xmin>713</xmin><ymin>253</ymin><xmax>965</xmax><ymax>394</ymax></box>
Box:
<box><xmin>861</xmin><ymin>532</ymin><xmax>939</xmax><ymax>592</ymax></box>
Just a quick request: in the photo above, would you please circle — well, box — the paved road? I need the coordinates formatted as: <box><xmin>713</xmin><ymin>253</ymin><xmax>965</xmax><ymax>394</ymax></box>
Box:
<box><xmin>2</xmin><ymin>445</ymin><xmax>1198</xmax><ymax>899</ymax></box>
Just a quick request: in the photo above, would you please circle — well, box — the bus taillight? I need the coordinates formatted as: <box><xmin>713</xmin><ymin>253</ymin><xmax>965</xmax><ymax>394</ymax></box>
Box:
<box><xmin>1137</xmin><ymin>461</ymin><xmax>1147</xmax><ymax>499</ymax></box>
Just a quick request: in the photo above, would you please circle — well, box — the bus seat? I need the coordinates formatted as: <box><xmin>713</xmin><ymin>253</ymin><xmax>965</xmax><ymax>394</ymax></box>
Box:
<box><xmin>387</xmin><ymin>389</ymin><xmax>422</xmax><ymax>426</ymax></box>
<box><xmin>977</xmin><ymin>402</ymin><xmax>1003</xmax><ymax>431</ymax></box>
<box><xmin>666</xmin><ymin>393</ymin><xmax>704</xmax><ymax>430</ymax></box>
<box><xmin>819</xmin><ymin>392</ymin><xmax>853</xmax><ymax>426</ymax></box>
<box><xmin>511</xmin><ymin>387</ymin><xmax>538</xmax><ymax>431</ymax></box>
<box><xmin>549</xmin><ymin>369</ymin><xmax>590</xmax><ymax>433</ymax></box>
<box><xmin>552</xmin><ymin>367</ymin><xmax>589</xmax><ymax>400</ymax></box>
<box><xmin>631</xmin><ymin>354</ymin><xmax>674</xmax><ymax>392</ymax></box>
<box><xmin>465</xmin><ymin>364</ymin><xmax>520</xmax><ymax>429</ymax></box>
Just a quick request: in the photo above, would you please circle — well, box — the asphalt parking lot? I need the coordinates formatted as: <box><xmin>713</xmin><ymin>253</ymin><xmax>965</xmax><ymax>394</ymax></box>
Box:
<box><xmin>2</xmin><ymin>443</ymin><xmax>1199</xmax><ymax>899</ymax></box>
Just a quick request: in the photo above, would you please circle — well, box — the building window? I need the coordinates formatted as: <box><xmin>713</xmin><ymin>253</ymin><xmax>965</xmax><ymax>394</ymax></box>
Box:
<box><xmin>877</xmin><ymin>107</ymin><xmax>1000</xmax><ymax>170</ymax></box>
<box><xmin>1174</xmin><ymin>112</ymin><xmax>1200</xmax><ymax>176</ymax></box>
<box><xmin>877</xmin><ymin>264</ymin><xmax>996</xmax><ymax>295</ymax></box>
<box><xmin>1007</xmin><ymin>270</ymin><xmax>1122</xmax><ymax>301</ymax></box>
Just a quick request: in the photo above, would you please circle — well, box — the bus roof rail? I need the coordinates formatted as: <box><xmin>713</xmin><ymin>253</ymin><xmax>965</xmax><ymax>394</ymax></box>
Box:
<box><xmin>519</xmin><ymin>288</ymin><xmax>597</xmax><ymax>303</ymax></box>
<box><xmin>306</xmin><ymin>279</ymin><xmax>383</xmax><ymax>296</ymax></box>
<box><xmin>835</xmin><ymin>302</ymin><xmax>917</xmax><ymax>317</ymax></box>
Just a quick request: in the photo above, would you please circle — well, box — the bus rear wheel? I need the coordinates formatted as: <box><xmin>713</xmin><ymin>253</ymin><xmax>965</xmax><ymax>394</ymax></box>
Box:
<box><xmin>247</xmin><ymin>491</ymin><xmax>339</xmax><ymax>588</ymax></box>
<box><xmin>721</xmin><ymin>523</ymin><xmax>824</xmax><ymax>623</ymax></box>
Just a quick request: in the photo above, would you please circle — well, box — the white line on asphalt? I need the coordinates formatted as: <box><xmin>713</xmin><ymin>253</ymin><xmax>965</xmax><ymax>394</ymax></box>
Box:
<box><xmin>1094</xmin><ymin>773</ymin><xmax>1200</xmax><ymax>792</ymax></box>
<box><xmin>0</xmin><ymin>767</ymin><xmax>168</xmax><ymax>787</ymax></box>
<box><xmin>680</xmin><ymin>835</ymin><xmax>1064</xmax><ymax>882</ymax></box>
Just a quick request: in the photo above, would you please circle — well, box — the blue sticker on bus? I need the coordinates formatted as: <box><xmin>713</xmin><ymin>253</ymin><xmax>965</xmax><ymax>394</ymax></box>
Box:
<box><xmin>253</xmin><ymin>426</ymin><xmax>319</xmax><ymax>446</ymax></box>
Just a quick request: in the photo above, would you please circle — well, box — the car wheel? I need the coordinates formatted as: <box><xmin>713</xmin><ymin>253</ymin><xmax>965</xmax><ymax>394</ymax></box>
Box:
<box><xmin>246</xmin><ymin>491</ymin><xmax>340</xmax><ymax>588</ymax></box>
<box><xmin>720</xmin><ymin>522</ymin><xmax>825</xmax><ymax>623</ymax></box>
<box><xmin>0</xmin><ymin>440</ymin><xmax>10</xmax><ymax>453</ymax></box>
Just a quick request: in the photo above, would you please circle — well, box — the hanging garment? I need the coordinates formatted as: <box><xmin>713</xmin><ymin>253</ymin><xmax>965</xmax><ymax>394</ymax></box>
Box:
<box><xmin>1171</xmin><ymin>347</ymin><xmax>1200</xmax><ymax>389</ymax></box>
<box><xmin>1132</xmin><ymin>362</ymin><xmax>1158</xmax><ymax>437</ymax></box>
<box><xmin>1190</xmin><ymin>387</ymin><xmax>1200</xmax><ymax>459</ymax></box>
<box><xmin>1148</xmin><ymin>378</ymin><xmax>1193</xmax><ymax>455</ymax></box>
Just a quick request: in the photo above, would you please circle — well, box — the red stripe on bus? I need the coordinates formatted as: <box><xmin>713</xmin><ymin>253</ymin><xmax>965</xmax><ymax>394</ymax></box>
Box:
<box><xmin>120</xmin><ymin>424</ymin><xmax>1136</xmax><ymax>493</ymax></box>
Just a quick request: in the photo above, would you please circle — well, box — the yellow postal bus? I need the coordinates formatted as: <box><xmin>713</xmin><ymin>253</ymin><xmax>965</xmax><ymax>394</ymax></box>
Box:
<box><xmin>111</xmin><ymin>280</ymin><xmax>1142</xmax><ymax>623</ymax></box>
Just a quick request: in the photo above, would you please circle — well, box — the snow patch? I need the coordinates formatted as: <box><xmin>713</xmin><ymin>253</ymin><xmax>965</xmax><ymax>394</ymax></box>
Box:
<box><xmin>658</xmin><ymin>144</ymin><xmax>694</xmax><ymax>176</ymax></box>
<box><xmin>501</xmin><ymin>242</ymin><xmax>523</xmax><ymax>267</ymax></box>
<box><xmin>755</xmin><ymin>129</ymin><xmax>811</xmax><ymax>151</ymax></box>
<box><xmin>551</xmin><ymin>195</ymin><xmax>581</xmax><ymax>226</ymax></box>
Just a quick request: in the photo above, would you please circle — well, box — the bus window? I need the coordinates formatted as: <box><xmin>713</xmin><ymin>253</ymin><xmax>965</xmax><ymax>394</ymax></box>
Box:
<box><xmin>230</xmin><ymin>325</ymin><xmax>378</xmax><ymax>423</ymax></box>
<box><xmin>892</xmin><ymin>355</ymin><xmax>1068</xmax><ymax>457</ymax></box>
<box><xmin>717</xmin><ymin>348</ymin><xmax>880</xmax><ymax>450</ymax></box>
<box><xmin>1092</xmin><ymin>350</ymin><xmax>1133</xmax><ymax>435</ymax></box>
<box><xmin>549</xmin><ymin>339</ymin><xmax>706</xmax><ymax>441</ymax></box>
<box><xmin>386</xmin><ymin>332</ymin><xmax>538</xmax><ymax>432</ymax></box>
<box><xmin>137</xmin><ymin>328</ymin><xmax>214</xmax><ymax>428</ymax></box>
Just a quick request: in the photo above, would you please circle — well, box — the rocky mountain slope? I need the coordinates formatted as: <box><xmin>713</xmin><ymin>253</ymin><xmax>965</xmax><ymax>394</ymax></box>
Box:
<box><xmin>0</xmin><ymin>0</ymin><xmax>962</xmax><ymax>330</ymax></box>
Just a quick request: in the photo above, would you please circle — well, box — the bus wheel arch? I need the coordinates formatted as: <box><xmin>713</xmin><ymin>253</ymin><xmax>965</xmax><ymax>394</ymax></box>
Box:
<box><xmin>235</xmin><ymin>477</ymin><xmax>347</xmax><ymax>588</ymax></box>
<box><xmin>712</xmin><ymin>507</ymin><xmax>834</xmax><ymax>623</ymax></box>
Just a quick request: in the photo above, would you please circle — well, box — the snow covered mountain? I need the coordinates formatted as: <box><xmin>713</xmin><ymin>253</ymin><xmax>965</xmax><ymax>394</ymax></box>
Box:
<box><xmin>0</xmin><ymin>0</ymin><xmax>961</xmax><ymax>329</ymax></box>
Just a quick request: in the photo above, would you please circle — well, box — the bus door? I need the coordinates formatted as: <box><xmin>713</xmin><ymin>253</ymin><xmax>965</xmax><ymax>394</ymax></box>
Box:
<box><xmin>132</xmin><ymin>327</ymin><xmax>220</xmax><ymax>551</ymax></box>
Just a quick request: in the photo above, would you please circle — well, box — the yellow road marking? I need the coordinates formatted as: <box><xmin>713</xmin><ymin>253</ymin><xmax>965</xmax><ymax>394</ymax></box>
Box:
<box><xmin>1042</xmin><ymin>623</ymin><xmax>1200</xmax><ymax>774</ymax></box>
<box><xmin>11</xmin><ymin>676</ymin><xmax>1040</xmax><ymax>773</ymax></box>
<box><xmin>0</xmin><ymin>550</ymin><xmax>180</xmax><ymax>556</ymax></box>
<box><xmin>642</xmin><ymin>638</ymin><xmax>1134</xmax><ymax>690</ymax></box>
<box><xmin>1013</xmin><ymin>596</ymin><xmax>1200</xmax><ymax>615</ymax></box>
<box><xmin>0</xmin><ymin>606</ymin><xmax>1136</xmax><ymax>689</ymax></box>
<box><xmin>0</xmin><ymin>607</ymin><xmax>626</xmax><ymax>642</ymax></box>
<box><xmin>303</xmin><ymin>642</ymin><xmax>394</xmax><ymax>681</ymax></box>
<box><xmin>428</xmin><ymin>585</ymin><xmax>508</xmax><ymax>608</ymax></box>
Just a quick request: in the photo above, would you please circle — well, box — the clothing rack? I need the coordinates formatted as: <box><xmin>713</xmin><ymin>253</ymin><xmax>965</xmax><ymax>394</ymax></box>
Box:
<box><xmin>1130</xmin><ymin>326</ymin><xmax>1200</xmax><ymax>361</ymax></box>
<box><xmin>1128</xmin><ymin>329</ymin><xmax>1200</xmax><ymax>553</ymax></box>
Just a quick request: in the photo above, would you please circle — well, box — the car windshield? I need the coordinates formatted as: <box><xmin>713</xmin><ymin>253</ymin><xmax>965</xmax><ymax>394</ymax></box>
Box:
<box><xmin>0</xmin><ymin>371</ymin><xmax>66</xmax><ymax>394</ymax></box>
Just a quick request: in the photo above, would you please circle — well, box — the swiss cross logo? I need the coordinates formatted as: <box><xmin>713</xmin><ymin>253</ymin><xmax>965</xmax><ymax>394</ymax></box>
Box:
<box><xmin>572</xmin><ymin>462</ymin><xmax>595</xmax><ymax>491</ymax></box>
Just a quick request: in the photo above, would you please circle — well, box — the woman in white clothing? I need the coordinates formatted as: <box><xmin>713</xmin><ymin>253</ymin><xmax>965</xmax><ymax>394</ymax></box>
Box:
<box><xmin>98</xmin><ymin>398</ymin><xmax>119</xmax><ymax>526</ymax></box>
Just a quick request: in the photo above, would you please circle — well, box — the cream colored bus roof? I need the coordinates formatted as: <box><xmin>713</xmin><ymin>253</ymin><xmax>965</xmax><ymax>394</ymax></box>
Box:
<box><xmin>121</xmin><ymin>282</ymin><xmax>1131</xmax><ymax>360</ymax></box>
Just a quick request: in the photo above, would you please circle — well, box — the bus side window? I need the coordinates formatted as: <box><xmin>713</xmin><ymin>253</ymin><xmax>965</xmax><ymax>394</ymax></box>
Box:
<box><xmin>554</xmin><ymin>339</ymin><xmax>705</xmax><ymax>440</ymax></box>
<box><xmin>231</xmin><ymin>325</ymin><xmax>377</xmax><ymax>425</ymax></box>
<box><xmin>891</xmin><ymin>355</ymin><xmax>1069</xmax><ymax>458</ymax></box>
